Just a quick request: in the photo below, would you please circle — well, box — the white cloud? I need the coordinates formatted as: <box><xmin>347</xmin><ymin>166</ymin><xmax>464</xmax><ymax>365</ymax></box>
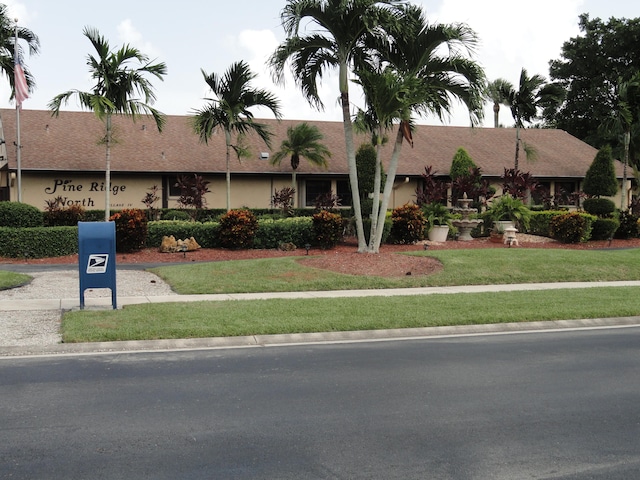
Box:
<box><xmin>117</xmin><ymin>19</ymin><xmax>161</xmax><ymax>59</ymax></box>
<box><xmin>234</xmin><ymin>28</ymin><xmax>344</xmax><ymax>122</ymax></box>
<box><xmin>417</xmin><ymin>0</ymin><xmax>584</xmax><ymax>126</ymax></box>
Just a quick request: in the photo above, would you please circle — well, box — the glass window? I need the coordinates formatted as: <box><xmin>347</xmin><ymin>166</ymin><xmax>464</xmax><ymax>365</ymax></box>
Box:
<box><xmin>166</xmin><ymin>175</ymin><xmax>181</xmax><ymax>197</ymax></box>
<box><xmin>305</xmin><ymin>179</ymin><xmax>331</xmax><ymax>206</ymax></box>
<box><xmin>555</xmin><ymin>181</ymin><xmax>577</xmax><ymax>206</ymax></box>
<box><xmin>336</xmin><ymin>180</ymin><xmax>352</xmax><ymax>207</ymax></box>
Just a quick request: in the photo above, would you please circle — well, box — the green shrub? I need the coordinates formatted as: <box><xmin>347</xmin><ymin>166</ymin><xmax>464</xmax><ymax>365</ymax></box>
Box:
<box><xmin>162</xmin><ymin>209</ymin><xmax>192</xmax><ymax>221</ymax></box>
<box><xmin>0</xmin><ymin>226</ymin><xmax>77</xmax><ymax>258</ymax></box>
<box><xmin>0</xmin><ymin>202</ymin><xmax>43</xmax><ymax>227</ymax></box>
<box><xmin>254</xmin><ymin>217</ymin><xmax>315</xmax><ymax>249</ymax></box>
<box><xmin>449</xmin><ymin>147</ymin><xmax>476</xmax><ymax>180</ymax></box>
<box><xmin>590</xmin><ymin>218</ymin><xmax>620</xmax><ymax>240</ymax></box>
<box><xmin>614</xmin><ymin>212</ymin><xmax>639</xmax><ymax>239</ymax></box>
<box><xmin>84</xmin><ymin>210</ymin><xmax>106</xmax><ymax>222</ymax></box>
<box><xmin>147</xmin><ymin>221</ymin><xmax>220</xmax><ymax>248</ymax></box>
<box><xmin>219</xmin><ymin>209</ymin><xmax>258</xmax><ymax>249</ymax></box>
<box><xmin>549</xmin><ymin>212</ymin><xmax>595</xmax><ymax>243</ymax></box>
<box><xmin>583</xmin><ymin>198</ymin><xmax>616</xmax><ymax>217</ymax></box>
<box><xmin>44</xmin><ymin>204</ymin><xmax>86</xmax><ymax>226</ymax></box>
<box><xmin>485</xmin><ymin>194</ymin><xmax>532</xmax><ymax>230</ymax></box>
<box><xmin>389</xmin><ymin>203</ymin><xmax>426</xmax><ymax>245</ymax></box>
<box><xmin>528</xmin><ymin>210</ymin><xmax>568</xmax><ymax>236</ymax></box>
<box><xmin>583</xmin><ymin>145</ymin><xmax>618</xmax><ymax>197</ymax></box>
<box><xmin>312</xmin><ymin>210</ymin><xmax>344</xmax><ymax>249</ymax></box>
<box><xmin>109</xmin><ymin>208</ymin><xmax>148</xmax><ymax>253</ymax></box>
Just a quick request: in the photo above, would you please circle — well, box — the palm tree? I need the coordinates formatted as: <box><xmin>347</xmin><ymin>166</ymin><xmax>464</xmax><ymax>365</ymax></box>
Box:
<box><xmin>269</xmin><ymin>0</ymin><xmax>405</xmax><ymax>252</ymax></box>
<box><xmin>485</xmin><ymin>78</ymin><xmax>513</xmax><ymax>128</ymax></box>
<box><xmin>48</xmin><ymin>27</ymin><xmax>166</xmax><ymax>221</ymax></box>
<box><xmin>270</xmin><ymin>122</ymin><xmax>331</xmax><ymax>206</ymax></box>
<box><xmin>191</xmin><ymin>61</ymin><xmax>281</xmax><ymax>212</ymax></box>
<box><xmin>0</xmin><ymin>6</ymin><xmax>39</xmax><ymax>101</ymax></box>
<box><xmin>500</xmin><ymin>68</ymin><xmax>564</xmax><ymax>170</ymax></box>
<box><xmin>355</xmin><ymin>4</ymin><xmax>486</xmax><ymax>252</ymax></box>
<box><xmin>600</xmin><ymin>72</ymin><xmax>640</xmax><ymax>209</ymax></box>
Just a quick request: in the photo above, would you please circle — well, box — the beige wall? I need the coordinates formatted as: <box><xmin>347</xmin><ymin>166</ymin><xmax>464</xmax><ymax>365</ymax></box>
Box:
<box><xmin>16</xmin><ymin>173</ymin><xmax>163</xmax><ymax>210</ymax></box>
<box><xmin>192</xmin><ymin>176</ymin><xmax>292</xmax><ymax>210</ymax></box>
<box><xmin>9</xmin><ymin>172</ymin><xmax>630</xmax><ymax>212</ymax></box>
<box><xmin>15</xmin><ymin>172</ymin><xmax>299</xmax><ymax>211</ymax></box>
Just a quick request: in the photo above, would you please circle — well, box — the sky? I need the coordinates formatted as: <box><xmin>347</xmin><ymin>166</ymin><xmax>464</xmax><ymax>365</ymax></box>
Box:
<box><xmin>0</xmin><ymin>0</ymin><xmax>637</xmax><ymax>128</ymax></box>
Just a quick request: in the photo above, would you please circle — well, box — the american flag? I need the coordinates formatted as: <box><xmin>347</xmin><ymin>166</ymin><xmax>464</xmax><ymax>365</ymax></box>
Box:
<box><xmin>14</xmin><ymin>56</ymin><xmax>28</xmax><ymax>107</ymax></box>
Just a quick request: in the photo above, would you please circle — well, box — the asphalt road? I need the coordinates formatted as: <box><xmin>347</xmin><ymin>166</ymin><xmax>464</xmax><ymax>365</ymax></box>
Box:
<box><xmin>2</xmin><ymin>327</ymin><xmax>640</xmax><ymax>479</ymax></box>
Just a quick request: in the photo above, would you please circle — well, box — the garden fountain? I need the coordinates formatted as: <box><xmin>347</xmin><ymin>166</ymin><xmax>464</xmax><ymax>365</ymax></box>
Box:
<box><xmin>451</xmin><ymin>193</ymin><xmax>483</xmax><ymax>241</ymax></box>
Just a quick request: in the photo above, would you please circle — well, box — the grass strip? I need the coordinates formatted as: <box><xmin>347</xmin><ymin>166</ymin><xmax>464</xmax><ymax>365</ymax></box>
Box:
<box><xmin>61</xmin><ymin>286</ymin><xmax>640</xmax><ymax>343</ymax></box>
<box><xmin>0</xmin><ymin>271</ymin><xmax>31</xmax><ymax>290</ymax></box>
<box><xmin>149</xmin><ymin>248</ymin><xmax>640</xmax><ymax>294</ymax></box>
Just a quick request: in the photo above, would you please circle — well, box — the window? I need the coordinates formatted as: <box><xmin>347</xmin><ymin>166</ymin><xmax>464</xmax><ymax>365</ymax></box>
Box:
<box><xmin>166</xmin><ymin>175</ymin><xmax>181</xmax><ymax>197</ymax></box>
<box><xmin>555</xmin><ymin>181</ymin><xmax>578</xmax><ymax>206</ymax></box>
<box><xmin>336</xmin><ymin>180</ymin><xmax>352</xmax><ymax>207</ymax></box>
<box><xmin>305</xmin><ymin>179</ymin><xmax>331</xmax><ymax>206</ymax></box>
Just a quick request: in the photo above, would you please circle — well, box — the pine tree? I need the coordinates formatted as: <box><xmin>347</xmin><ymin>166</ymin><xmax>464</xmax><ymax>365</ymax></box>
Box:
<box><xmin>583</xmin><ymin>145</ymin><xmax>618</xmax><ymax>198</ymax></box>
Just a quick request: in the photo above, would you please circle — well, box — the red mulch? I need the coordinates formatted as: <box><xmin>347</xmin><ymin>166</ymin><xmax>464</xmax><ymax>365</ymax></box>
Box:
<box><xmin>2</xmin><ymin>236</ymin><xmax>639</xmax><ymax>278</ymax></box>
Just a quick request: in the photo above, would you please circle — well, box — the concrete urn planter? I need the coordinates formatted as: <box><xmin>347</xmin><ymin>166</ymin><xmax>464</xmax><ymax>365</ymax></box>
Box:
<box><xmin>427</xmin><ymin>225</ymin><xmax>449</xmax><ymax>242</ymax></box>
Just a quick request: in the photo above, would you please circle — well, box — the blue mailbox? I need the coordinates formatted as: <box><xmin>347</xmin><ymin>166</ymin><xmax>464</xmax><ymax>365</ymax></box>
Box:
<box><xmin>78</xmin><ymin>221</ymin><xmax>117</xmax><ymax>309</ymax></box>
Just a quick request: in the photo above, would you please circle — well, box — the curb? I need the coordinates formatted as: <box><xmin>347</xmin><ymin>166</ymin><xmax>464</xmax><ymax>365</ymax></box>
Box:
<box><xmin>2</xmin><ymin>316</ymin><xmax>639</xmax><ymax>358</ymax></box>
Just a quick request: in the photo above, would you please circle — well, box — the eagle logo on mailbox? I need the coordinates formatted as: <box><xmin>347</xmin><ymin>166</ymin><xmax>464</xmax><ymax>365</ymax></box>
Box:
<box><xmin>86</xmin><ymin>254</ymin><xmax>109</xmax><ymax>274</ymax></box>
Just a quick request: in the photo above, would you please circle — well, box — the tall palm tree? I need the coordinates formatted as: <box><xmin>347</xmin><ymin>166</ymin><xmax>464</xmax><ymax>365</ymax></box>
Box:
<box><xmin>356</xmin><ymin>4</ymin><xmax>486</xmax><ymax>252</ymax></box>
<box><xmin>269</xmin><ymin>0</ymin><xmax>405</xmax><ymax>252</ymax></box>
<box><xmin>191</xmin><ymin>61</ymin><xmax>281</xmax><ymax>212</ymax></box>
<box><xmin>600</xmin><ymin>72</ymin><xmax>640</xmax><ymax>209</ymax></box>
<box><xmin>0</xmin><ymin>6</ymin><xmax>39</xmax><ymax>101</ymax></box>
<box><xmin>485</xmin><ymin>78</ymin><xmax>513</xmax><ymax>128</ymax></box>
<box><xmin>500</xmin><ymin>68</ymin><xmax>564</xmax><ymax>170</ymax></box>
<box><xmin>49</xmin><ymin>27</ymin><xmax>166</xmax><ymax>221</ymax></box>
<box><xmin>270</xmin><ymin>122</ymin><xmax>331</xmax><ymax>206</ymax></box>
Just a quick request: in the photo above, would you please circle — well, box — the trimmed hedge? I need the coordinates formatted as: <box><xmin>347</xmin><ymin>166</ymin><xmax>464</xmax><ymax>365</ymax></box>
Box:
<box><xmin>0</xmin><ymin>226</ymin><xmax>77</xmax><ymax>258</ymax></box>
<box><xmin>146</xmin><ymin>217</ymin><xmax>316</xmax><ymax>250</ymax></box>
<box><xmin>0</xmin><ymin>202</ymin><xmax>43</xmax><ymax>227</ymax></box>
<box><xmin>583</xmin><ymin>198</ymin><xmax>616</xmax><ymax>217</ymax></box>
<box><xmin>528</xmin><ymin>210</ymin><xmax>568</xmax><ymax>236</ymax></box>
<box><xmin>254</xmin><ymin>217</ymin><xmax>315</xmax><ymax>249</ymax></box>
<box><xmin>590</xmin><ymin>218</ymin><xmax>620</xmax><ymax>240</ymax></box>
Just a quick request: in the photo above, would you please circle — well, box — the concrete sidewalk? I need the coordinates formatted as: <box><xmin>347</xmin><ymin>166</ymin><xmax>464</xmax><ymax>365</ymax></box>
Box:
<box><xmin>2</xmin><ymin>280</ymin><xmax>640</xmax><ymax>311</ymax></box>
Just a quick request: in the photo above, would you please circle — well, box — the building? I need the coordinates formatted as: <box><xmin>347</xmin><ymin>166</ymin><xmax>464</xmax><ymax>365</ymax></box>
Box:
<box><xmin>0</xmin><ymin>108</ymin><xmax>627</xmax><ymax>212</ymax></box>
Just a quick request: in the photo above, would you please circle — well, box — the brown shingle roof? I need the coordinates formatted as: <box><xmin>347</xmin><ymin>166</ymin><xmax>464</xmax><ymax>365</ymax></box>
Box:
<box><xmin>0</xmin><ymin>108</ymin><xmax>614</xmax><ymax>179</ymax></box>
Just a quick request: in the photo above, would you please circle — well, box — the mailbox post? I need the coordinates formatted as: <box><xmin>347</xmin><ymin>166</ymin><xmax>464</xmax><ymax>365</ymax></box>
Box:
<box><xmin>78</xmin><ymin>222</ymin><xmax>117</xmax><ymax>309</ymax></box>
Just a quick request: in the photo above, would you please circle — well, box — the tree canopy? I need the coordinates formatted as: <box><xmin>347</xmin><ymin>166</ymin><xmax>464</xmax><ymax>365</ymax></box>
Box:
<box><xmin>547</xmin><ymin>14</ymin><xmax>640</xmax><ymax>166</ymax></box>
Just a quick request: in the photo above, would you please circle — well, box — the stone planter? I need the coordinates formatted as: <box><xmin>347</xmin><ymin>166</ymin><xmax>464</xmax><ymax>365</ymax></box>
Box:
<box><xmin>427</xmin><ymin>225</ymin><xmax>449</xmax><ymax>242</ymax></box>
<box><xmin>493</xmin><ymin>220</ymin><xmax>515</xmax><ymax>232</ymax></box>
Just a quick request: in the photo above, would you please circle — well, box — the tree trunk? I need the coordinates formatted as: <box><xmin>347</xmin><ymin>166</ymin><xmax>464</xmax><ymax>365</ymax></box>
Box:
<box><xmin>514</xmin><ymin>125</ymin><xmax>521</xmax><ymax>171</ymax></box>
<box><xmin>493</xmin><ymin>103</ymin><xmax>500</xmax><ymax>128</ymax></box>
<box><xmin>371</xmin><ymin>128</ymin><xmax>405</xmax><ymax>253</ymax></box>
<box><xmin>368</xmin><ymin>129</ymin><xmax>383</xmax><ymax>252</ymax></box>
<box><xmin>339</xmin><ymin>62</ymin><xmax>366</xmax><ymax>252</ymax></box>
<box><xmin>104</xmin><ymin>114</ymin><xmax>112</xmax><ymax>222</ymax></box>
<box><xmin>622</xmin><ymin>131</ymin><xmax>630</xmax><ymax>210</ymax></box>
<box><xmin>292</xmin><ymin>169</ymin><xmax>297</xmax><ymax>208</ymax></box>
<box><xmin>225</xmin><ymin>130</ymin><xmax>232</xmax><ymax>212</ymax></box>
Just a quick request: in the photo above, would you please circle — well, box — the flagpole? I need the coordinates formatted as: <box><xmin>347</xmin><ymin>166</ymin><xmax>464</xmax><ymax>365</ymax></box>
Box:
<box><xmin>14</xmin><ymin>18</ymin><xmax>22</xmax><ymax>203</ymax></box>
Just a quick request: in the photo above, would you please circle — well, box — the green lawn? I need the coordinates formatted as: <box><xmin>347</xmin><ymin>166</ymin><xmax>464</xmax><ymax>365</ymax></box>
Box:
<box><xmin>0</xmin><ymin>271</ymin><xmax>31</xmax><ymax>290</ymax></box>
<box><xmin>148</xmin><ymin>248</ymin><xmax>640</xmax><ymax>294</ymax></box>
<box><xmin>61</xmin><ymin>286</ymin><xmax>640</xmax><ymax>343</ymax></box>
<box><xmin>59</xmin><ymin>248</ymin><xmax>640</xmax><ymax>343</ymax></box>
